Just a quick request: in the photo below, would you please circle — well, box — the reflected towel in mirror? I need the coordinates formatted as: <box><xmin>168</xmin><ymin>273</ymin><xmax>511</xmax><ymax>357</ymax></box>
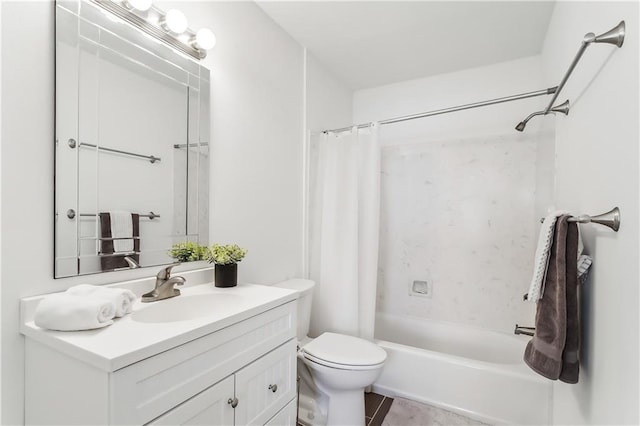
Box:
<box><xmin>111</xmin><ymin>211</ymin><xmax>134</xmax><ymax>253</ymax></box>
<box><xmin>99</xmin><ymin>212</ymin><xmax>140</xmax><ymax>271</ymax></box>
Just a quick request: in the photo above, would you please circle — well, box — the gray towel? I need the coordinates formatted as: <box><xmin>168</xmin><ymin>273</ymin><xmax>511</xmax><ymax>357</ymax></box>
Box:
<box><xmin>560</xmin><ymin>218</ymin><xmax>580</xmax><ymax>384</ymax></box>
<box><xmin>524</xmin><ymin>215</ymin><xmax>580</xmax><ymax>382</ymax></box>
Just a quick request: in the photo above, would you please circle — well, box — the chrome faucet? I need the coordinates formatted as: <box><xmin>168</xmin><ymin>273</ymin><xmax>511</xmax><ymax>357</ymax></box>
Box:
<box><xmin>141</xmin><ymin>263</ymin><xmax>185</xmax><ymax>303</ymax></box>
<box><xmin>124</xmin><ymin>256</ymin><xmax>140</xmax><ymax>269</ymax></box>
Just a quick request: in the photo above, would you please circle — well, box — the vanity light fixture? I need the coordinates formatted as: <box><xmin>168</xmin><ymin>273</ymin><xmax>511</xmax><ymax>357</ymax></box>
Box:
<box><xmin>122</xmin><ymin>0</ymin><xmax>152</xmax><ymax>12</ymax></box>
<box><xmin>93</xmin><ymin>0</ymin><xmax>215</xmax><ymax>59</ymax></box>
<box><xmin>161</xmin><ymin>9</ymin><xmax>188</xmax><ymax>34</ymax></box>
<box><xmin>193</xmin><ymin>28</ymin><xmax>217</xmax><ymax>50</ymax></box>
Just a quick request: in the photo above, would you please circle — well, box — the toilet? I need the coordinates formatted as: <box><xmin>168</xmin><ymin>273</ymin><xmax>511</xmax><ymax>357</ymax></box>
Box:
<box><xmin>274</xmin><ymin>279</ymin><xmax>387</xmax><ymax>426</ymax></box>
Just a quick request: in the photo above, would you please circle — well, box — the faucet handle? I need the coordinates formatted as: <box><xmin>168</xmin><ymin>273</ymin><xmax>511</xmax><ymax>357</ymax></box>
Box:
<box><xmin>157</xmin><ymin>263</ymin><xmax>181</xmax><ymax>280</ymax></box>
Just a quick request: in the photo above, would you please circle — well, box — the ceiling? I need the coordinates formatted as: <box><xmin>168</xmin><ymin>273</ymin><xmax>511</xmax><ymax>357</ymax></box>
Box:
<box><xmin>256</xmin><ymin>1</ymin><xmax>556</xmax><ymax>90</ymax></box>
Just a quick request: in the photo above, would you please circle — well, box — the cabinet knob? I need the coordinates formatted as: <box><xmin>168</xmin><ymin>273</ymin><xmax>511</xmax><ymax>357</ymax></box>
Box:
<box><xmin>227</xmin><ymin>397</ymin><xmax>239</xmax><ymax>408</ymax></box>
<box><xmin>268</xmin><ymin>384</ymin><xmax>278</xmax><ymax>393</ymax></box>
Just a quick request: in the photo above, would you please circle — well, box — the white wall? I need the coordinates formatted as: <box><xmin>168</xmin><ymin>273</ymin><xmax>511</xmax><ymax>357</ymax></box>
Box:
<box><xmin>1</xmin><ymin>1</ymin><xmax>307</xmax><ymax>423</ymax></box>
<box><xmin>305</xmin><ymin>52</ymin><xmax>353</xmax><ymax>133</ymax></box>
<box><xmin>354</xmin><ymin>56</ymin><xmax>550</xmax><ymax>143</ymax></box>
<box><xmin>540</xmin><ymin>2</ymin><xmax>639</xmax><ymax>424</ymax></box>
<box><xmin>155</xmin><ymin>1</ymin><xmax>305</xmax><ymax>286</ymax></box>
<box><xmin>0</xmin><ymin>2</ymin><xmax>3</xmax><ymax>420</ymax></box>
<box><xmin>354</xmin><ymin>57</ymin><xmax>554</xmax><ymax>332</ymax></box>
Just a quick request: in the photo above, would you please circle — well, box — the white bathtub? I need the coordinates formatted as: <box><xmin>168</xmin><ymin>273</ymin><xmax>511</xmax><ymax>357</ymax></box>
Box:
<box><xmin>373</xmin><ymin>313</ymin><xmax>552</xmax><ymax>425</ymax></box>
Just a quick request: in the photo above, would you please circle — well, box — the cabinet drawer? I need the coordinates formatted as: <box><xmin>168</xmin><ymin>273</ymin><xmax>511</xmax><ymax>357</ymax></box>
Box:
<box><xmin>235</xmin><ymin>340</ymin><xmax>297</xmax><ymax>426</ymax></box>
<box><xmin>111</xmin><ymin>302</ymin><xmax>295</xmax><ymax>425</ymax></box>
<box><xmin>148</xmin><ymin>376</ymin><xmax>235</xmax><ymax>426</ymax></box>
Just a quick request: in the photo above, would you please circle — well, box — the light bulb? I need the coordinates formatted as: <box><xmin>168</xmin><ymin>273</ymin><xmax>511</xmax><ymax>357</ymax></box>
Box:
<box><xmin>124</xmin><ymin>0</ymin><xmax>152</xmax><ymax>12</ymax></box>
<box><xmin>164</xmin><ymin>9</ymin><xmax>188</xmax><ymax>34</ymax></box>
<box><xmin>194</xmin><ymin>28</ymin><xmax>216</xmax><ymax>50</ymax></box>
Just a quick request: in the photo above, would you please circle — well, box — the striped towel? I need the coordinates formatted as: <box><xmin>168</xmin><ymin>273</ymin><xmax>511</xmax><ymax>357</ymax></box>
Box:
<box><xmin>110</xmin><ymin>211</ymin><xmax>134</xmax><ymax>253</ymax></box>
<box><xmin>527</xmin><ymin>211</ymin><xmax>569</xmax><ymax>302</ymax></box>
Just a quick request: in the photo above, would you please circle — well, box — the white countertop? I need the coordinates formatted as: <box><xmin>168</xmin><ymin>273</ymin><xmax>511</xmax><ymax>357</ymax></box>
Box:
<box><xmin>21</xmin><ymin>281</ymin><xmax>297</xmax><ymax>372</ymax></box>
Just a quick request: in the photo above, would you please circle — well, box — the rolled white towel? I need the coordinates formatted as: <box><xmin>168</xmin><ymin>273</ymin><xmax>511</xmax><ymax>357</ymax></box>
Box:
<box><xmin>66</xmin><ymin>284</ymin><xmax>136</xmax><ymax>317</ymax></box>
<box><xmin>34</xmin><ymin>293</ymin><xmax>116</xmax><ymax>331</ymax></box>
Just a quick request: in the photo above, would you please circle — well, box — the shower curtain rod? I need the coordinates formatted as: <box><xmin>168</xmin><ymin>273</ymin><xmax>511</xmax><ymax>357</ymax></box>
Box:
<box><xmin>321</xmin><ymin>86</ymin><xmax>558</xmax><ymax>134</ymax></box>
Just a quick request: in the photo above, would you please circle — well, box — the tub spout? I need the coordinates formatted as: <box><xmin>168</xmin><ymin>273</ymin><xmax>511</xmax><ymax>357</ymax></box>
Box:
<box><xmin>514</xmin><ymin>324</ymin><xmax>535</xmax><ymax>336</ymax></box>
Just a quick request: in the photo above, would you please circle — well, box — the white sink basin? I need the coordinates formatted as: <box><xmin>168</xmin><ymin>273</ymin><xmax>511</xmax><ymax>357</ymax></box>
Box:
<box><xmin>131</xmin><ymin>293</ymin><xmax>242</xmax><ymax>323</ymax></box>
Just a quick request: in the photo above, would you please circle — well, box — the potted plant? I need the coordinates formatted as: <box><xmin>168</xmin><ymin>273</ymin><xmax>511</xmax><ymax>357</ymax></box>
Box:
<box><xmin>168</xmin><ymin>241</ymin><xmax>208</xmax><ymax>262</ymax></box>
<box><xmin>208</xmin><ymin>243</ymin><xmax>247</xmax><ymax>287</ymax></box>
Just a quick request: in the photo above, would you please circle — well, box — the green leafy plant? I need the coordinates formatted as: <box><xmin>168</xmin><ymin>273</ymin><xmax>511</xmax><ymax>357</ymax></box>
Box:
<box><xmin>207</xmin><ymin>243</ymin><xmax>247</xmax><ymax>265</ymax></box>
<box><xmin>168</xmin><ymin>241</ymin><xmax>208</xmax><ymax>262</ymax></box>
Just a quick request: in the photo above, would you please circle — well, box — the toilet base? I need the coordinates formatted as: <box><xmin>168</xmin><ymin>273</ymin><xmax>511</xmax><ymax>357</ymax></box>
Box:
<box><xmin>297</xmin><ymin>359</ymin><xmax>328</xmax><ymax>426</ymax></box>
<box><xmin>325</xmin><ymin>389</ymin><xmax>366</xmax><ymax>426</ymax></box>
<box><xmin>297</xmin><ymin>385</ymin><xmax>366</xmax><ymax>426</ymax></box>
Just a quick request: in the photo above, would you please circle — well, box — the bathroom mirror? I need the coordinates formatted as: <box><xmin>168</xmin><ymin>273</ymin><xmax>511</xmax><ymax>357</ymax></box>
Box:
<box><xmin>55</xmin><ymin>0</ymin><xmax>210</xmax><ymax>278</ymax></box>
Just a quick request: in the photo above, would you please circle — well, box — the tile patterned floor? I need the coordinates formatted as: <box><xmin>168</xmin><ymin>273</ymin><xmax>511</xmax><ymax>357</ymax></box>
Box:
<box><xmin>296</xmin><ymin>392</ymin><xmax>393</xmax><ymax>426</ymax></box>
<box><xmin>381</xmin><ymin>397</ymin><xmax>492</xmax><ymax>426</ymax></box>
<box><xmin>365</xmin><ymin>392</ymin><xmax>394</xmax><ymax>426</ymax></box>
<box><xmin>298</xmin><ymin>392</ymin><xmax>487</xmax><ymax>425</ymax></box>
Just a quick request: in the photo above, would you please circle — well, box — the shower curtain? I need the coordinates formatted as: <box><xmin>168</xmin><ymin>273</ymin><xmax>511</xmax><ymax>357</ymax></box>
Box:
<box><xmin>308</xmin><ymin>124</ymin><xmax>380</xmax><ymax>340</ymax></box>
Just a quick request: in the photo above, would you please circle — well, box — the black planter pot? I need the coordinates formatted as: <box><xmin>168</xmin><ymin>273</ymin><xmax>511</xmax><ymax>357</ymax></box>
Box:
<box><xmin>214</xmin><ymin>263</ymin><xmax>238</xmax><ymax>288</ymax></box>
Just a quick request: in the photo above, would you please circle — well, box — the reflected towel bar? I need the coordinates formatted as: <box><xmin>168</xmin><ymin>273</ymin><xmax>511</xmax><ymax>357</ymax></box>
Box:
<box><xmin>540</xmin><ymin>207</ymin><xmax>620</xmax><ymax>232</ymax></box>
<box><xmin>174</xmin><ymin>142</ymin><xmax>209</xmax><ymax>149</ymax></box>
<box><xmin>79</xmin><ymin>236</ymin><xmax>141</xmax><ymax>241</ymax></box>
<box><xmin>65</xmin><ymin>210</ymin><xmax>161</xmax><ymax>220</ymax></box>
<box><xmin>73</xmin><ymin>140</ymin><xmax>161</xmax><ymax>164</ymax></box>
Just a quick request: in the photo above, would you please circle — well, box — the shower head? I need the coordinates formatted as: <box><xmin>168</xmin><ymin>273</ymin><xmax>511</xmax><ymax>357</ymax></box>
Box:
<box><xmin>515</xmin><ymin>111</ymin><xmax>544</xmax><ymax>132</ymax></box>
<box><xmin>515</xmin><ymin>100</ymin><xmax>570</xmax><ymax>132</ymax></box>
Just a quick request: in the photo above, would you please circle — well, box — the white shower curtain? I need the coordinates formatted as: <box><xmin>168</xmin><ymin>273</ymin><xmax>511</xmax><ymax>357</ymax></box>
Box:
<box><xmin>308</xmin><ymin>124</ymin><xmax>380</xmax><ymax>341</ymax></box>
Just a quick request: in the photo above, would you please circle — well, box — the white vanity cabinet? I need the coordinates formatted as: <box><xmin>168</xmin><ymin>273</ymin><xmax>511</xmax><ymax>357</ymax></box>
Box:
<box><xmin>24</xmin><ymin>297</ymin><xmax>298</xmax><ymax>426</ymax></box>
<box><xmin>151</xmin><ymin>341</ymin><xmax>296</xmax><ymax>426</ymax></box>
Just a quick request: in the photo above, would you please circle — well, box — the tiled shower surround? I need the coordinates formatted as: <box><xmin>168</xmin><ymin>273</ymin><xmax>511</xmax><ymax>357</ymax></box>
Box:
<box><xmin>377</xmin><ymin>133</ymin><xmax>542</xmax><ymax>332</ymax></box>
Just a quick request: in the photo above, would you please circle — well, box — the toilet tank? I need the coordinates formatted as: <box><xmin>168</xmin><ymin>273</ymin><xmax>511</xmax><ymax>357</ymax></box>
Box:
<box><xmin>273</xmin><ymin>279</ymin><xmax>315</xmax><ymax>341</ymax></box>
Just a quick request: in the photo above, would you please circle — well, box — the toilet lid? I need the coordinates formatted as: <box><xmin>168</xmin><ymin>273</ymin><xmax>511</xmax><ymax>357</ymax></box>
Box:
<box><xmin>301</xmin><ymin>332</ymin><xmax>387</xmax><ymax>367</ymax></box>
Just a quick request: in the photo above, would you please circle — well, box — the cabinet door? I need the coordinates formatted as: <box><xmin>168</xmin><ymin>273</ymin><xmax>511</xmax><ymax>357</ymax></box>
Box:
<box><xmin>234</xmin><ymin>340</ymin><xmax>297</xmax><ymax>426</ymax></box>
<box><xmin>264</xmin><ymin>398</ymin><xmax>297</xmax><ymax>426</ymax></box>
<box><xmin>149</xmin><ymin>376</ymin><xmax>235</xmax><ymax>426</ymax></box>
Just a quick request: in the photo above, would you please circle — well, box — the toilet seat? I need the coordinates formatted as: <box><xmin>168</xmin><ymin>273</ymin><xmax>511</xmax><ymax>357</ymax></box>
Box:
<box><xmin>300</xmin><ymin>332</ymin><xmax>387</xmax><ymax>370</ymax></box>
<box><xmin>302</xmin><ymin>352</ymin><xmax>385</xmax><ymax>371</ymax></box>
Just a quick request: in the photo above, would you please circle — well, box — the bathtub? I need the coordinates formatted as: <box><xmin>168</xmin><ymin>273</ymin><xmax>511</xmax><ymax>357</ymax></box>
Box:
<box><xmin>373</xmin><ymin>313</ymin><xmax>552</xmax><ymax>425</ymax></box>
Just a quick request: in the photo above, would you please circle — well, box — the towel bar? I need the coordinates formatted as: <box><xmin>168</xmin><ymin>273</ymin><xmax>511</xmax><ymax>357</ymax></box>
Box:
<box><xmin>539</xmin><ymin>207</ymin><xmax>620</xmax><ymax>232</ymax></box>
